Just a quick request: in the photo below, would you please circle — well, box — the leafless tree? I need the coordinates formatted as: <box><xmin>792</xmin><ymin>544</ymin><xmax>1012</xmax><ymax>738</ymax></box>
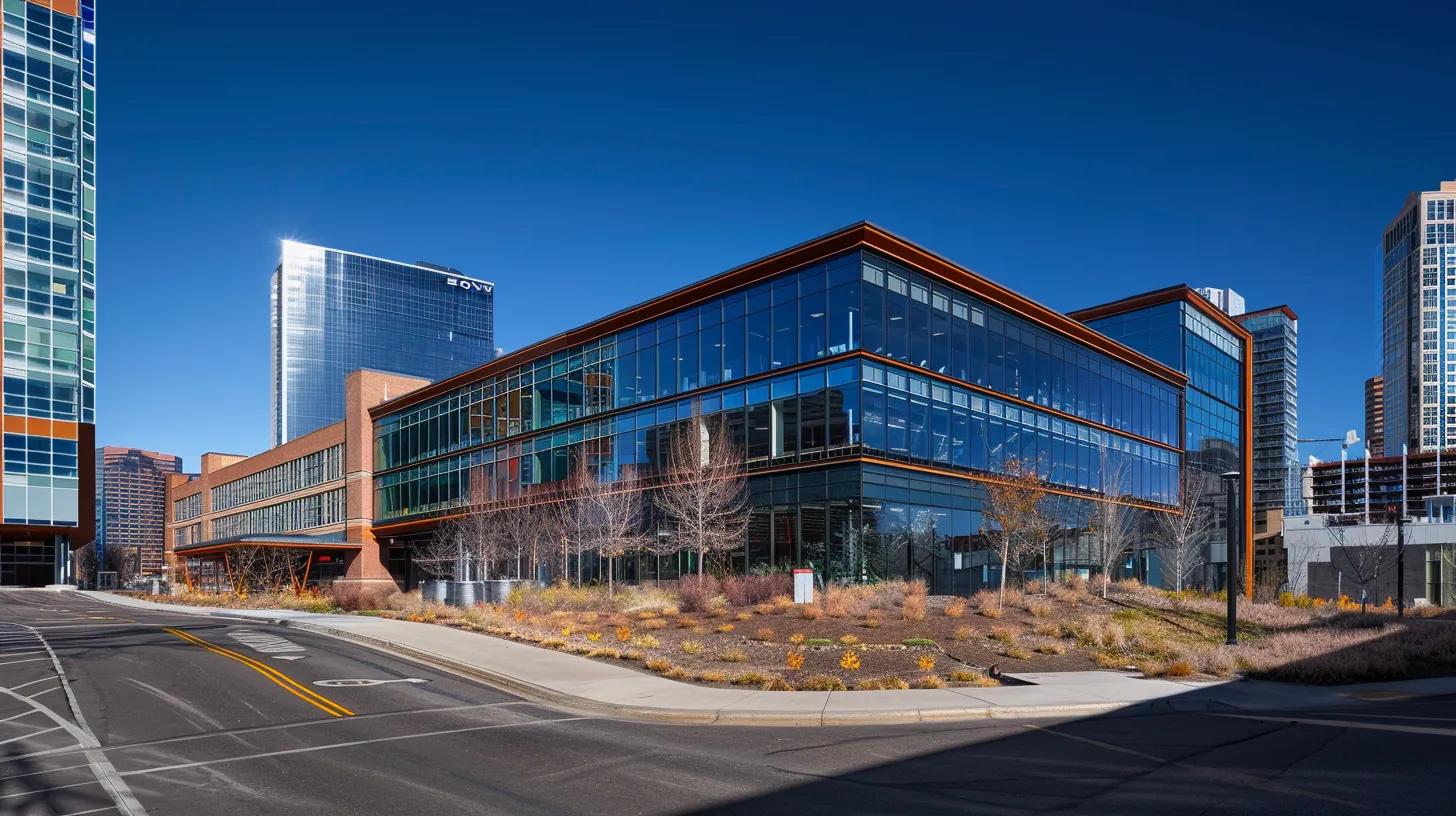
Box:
<box><xmin>981</xmin><ymin>457</ymin><xmax>1047</xmax><ymax>610</ymax></box>
<box><xmin>655</xmin><ymin>408</ymin><xmax>750</xmax><ymax>576</ymax></box>
<box><xmin>73</xmin><ymin>541</ymin><xmax>97</xmax><ymax>588</ymax></box>
<box><xmin>578</xmin><ymin>468</ymin><xmax>648</xmax><ymax>595</ymax></box>
<box><xmin>1284</xmin><ymin>532</ymin><xmax>1324</xmax><ymax>597</ymax></box>
<box><xmin>1325</xmin><ymin>518</ymin><xmax>1394</xmax><ymax>612</ymax></box>
<box><xmin>1090</xmin><ymin>443</ymin><xmax>1134</xmax><ymax>598</ymax></box>
<box><xmin>417</xmin><ymin>518</ymin><xmax>466</xmax><ymax>581</ymax></box>
<box><xmin>105</xmin><ymin>543</ymin><xmax>140</xmax><ymax>589</ymax></box>
<box><xmin>1155</xmin><ymin>470</ymin><xmax>1213</xmax><ymax>593</ymax></box>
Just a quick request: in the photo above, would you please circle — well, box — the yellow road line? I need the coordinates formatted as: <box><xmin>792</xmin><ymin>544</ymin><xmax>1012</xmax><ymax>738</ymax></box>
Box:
<box><xmin>162</xmin><ymin>627</ymin><xmax>354</xmax><ymax>718</ymax></box>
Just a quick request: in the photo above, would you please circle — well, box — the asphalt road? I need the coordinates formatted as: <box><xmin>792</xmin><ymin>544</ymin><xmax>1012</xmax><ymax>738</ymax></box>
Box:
<box><xmin>0</xmin><ymin>589</ymin><xmax>1450</xmax><ymax>816</ymax></box>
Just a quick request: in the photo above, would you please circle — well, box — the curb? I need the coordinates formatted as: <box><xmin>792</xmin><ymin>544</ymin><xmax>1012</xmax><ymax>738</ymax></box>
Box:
<box><xmin>79</xmin><ymin>592</ymin><xmax>1150</xmax><ymax>726</ymax></box>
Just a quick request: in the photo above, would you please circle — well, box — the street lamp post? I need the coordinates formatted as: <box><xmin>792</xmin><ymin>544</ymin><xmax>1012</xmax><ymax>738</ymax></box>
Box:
<box><xmin>1396</xmin><ymin>515</ymin><xmax>1410</xmax><ymax>619</ymax></box>
<box><xmin>1221</xmin><ymin>470</ymin><xmax>1240</xmax><ymax>646</ymax></box>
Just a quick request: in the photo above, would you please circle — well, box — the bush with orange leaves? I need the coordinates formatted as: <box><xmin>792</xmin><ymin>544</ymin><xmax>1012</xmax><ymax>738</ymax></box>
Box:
<box><xmin>785</xmin><ymin>650</ymin><xmax>805</xmax><ymax>671</ymax></box>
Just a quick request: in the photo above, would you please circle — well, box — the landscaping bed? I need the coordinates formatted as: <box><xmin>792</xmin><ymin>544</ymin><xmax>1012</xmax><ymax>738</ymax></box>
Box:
<box><xmin>127</xmin><ymin>576</ymin><xmax>1456</xmax><ymax>689</ymax></box>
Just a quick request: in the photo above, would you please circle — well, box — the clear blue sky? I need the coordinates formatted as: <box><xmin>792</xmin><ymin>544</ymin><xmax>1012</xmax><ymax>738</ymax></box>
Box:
<box><xmin>101</xmin><ymin>1</ymin><xmax>1454</xmax><ymax>470</ymax></box>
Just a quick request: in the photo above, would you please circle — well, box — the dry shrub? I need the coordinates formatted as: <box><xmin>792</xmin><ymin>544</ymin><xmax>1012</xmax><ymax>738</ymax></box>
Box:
<box><xmin>987</xmin><ymin>626</ymin><xmax>1016</xmax><ymax>644</ymax></box>
<box><xmin>944</xmin><ymin>598</ymin><xmax>967</xmax><ymax>618</ymax></box>
<box><xmin>788</xmin><ymin>632</ymin><xmax>806</xmax><ymax>644</ymax></box>
<box><xmin>1072</xmin><ymin>615</ymin><xmax>1126</xmax><ymax>651</ymax></box>
<box><xmin>734</xmin><ymin>611</ymin><xmax>752</xmax><ymax>621</ymax></box>
<box><xmin>800</xmin><ymin>603</ymin><xmax>824</xmax><ymax>621</ymax></box>
<box><xmin>716</xmin><ymin>622</ymin><xmax>736</xmax><ymax>633</ymax></box>
<box><xmin>901</xmin><ymin>595</ymin><xmax>927</xmax><ymax>623</ymax></box>
<box><xmin>327</xmin><ymin>583</ymin><xmax>398</xmax><ymax>612</ymax></box>
<box><xmin>754</xmin><ymin>626</ymin><xmax>776</xmax><ymax>642</ymax></box>
<box><xmin>1034</xmin><ymin>641</ymin><xmax>1067</xmax><ymax>655</ymax></box>
<box><xmin>823</xmin><ymin>586</ymin><xmax>853</xmax><ymax>618</ymax></box>
<box><xmin>856</xmin><ymin>676</ymin><xmax>910</xmax><ymax>690</ymax></box>
<box><xmin>838</xmin><ymin>634</ymin><xmax>861</xmax><ymax>646</ymax></box>
<box><xmin>1234</xmin><ymin>621</ymin><xmax>1456</xmax><ymax>684</ymax></box>
<box><xmin>1033</xmin><ymin>621</ymin><xmax>1061</xmax><ymax>638</ymax></box>
<box><xmin>785</xmin><ymin>650</ymin><xmax>805</xmax><ymax>670</ymax></box>
<box><xmin>1026</xmin><ymin>600</ymin><xmax>1053</xmax><ymax>618</ymax></box>
<box><xmin>680</xmin><ymin>640</ymin><xmax>704</xmax><ymax>655</ymax></box>
<box><xmin>664</xmin><ymin>666</ymin><xmax>694</xmax><ymax>681</ymax></box>
<box><xmin>952</xmin><ymin>625</ymin><xmax>973</xmax><ymax>641</ymax></box>
<box><xmin>705</xmin><ymin>596</ymin><xmax>729</xmax><ymax>618</ymax></box>
<box><xmin>948</xmin><ymin>669</ymin><xmax>998</xmax><ymax>687</ymax></box>
<box><xmin>730</xmin><ymin>671</ymin><xmax>774</xmax><ymax>686</ymax></box>
<box><xmin>636</xmin><ymin>610</ymin><xmax>660</xmax><ymax>621</ymax></box>
<box><xmin>697</xmin><ymin>670</ymin><xmax>728</xmax><ymax>683</ymax></box>
<box><xmin>770</xmin><ymin>594</ymin><xmax>795</xmax><ymax>613</ymax></box>
<box><xmin>642</xmin><ymin>618</ymin><xmax>668</xmax><ymax>630</ymax></box>
<box><xmin>722</xmin><ymin>573</ymin><xmax>793</xmax><ymax>607</ymax></box>
<box><xmin>1024</xmin><ymin>580</ymin><xmax>1043</xmax><ymax>595</ymax></box>
<box><xmin>644</xmin><ymin>657</ymin><xmax>673</xmax><ymax>672</ymax></box>
<box><xmin>861</xmin><ymin>613</ymin><xmax>882</xmax><ymax>629</ymax></box>
<box><xmin>1197</xmin><ymin>647</ymin><xmax>1239</xmax><ymax>678</ymax></box>
<box><xmin>797</xmin><ymin>674</ymin><xmax>848</xmax><ymax>691</ymax></box>
<box><xmin>912</xmin><ymin>675</ymin><xmax>947</xmax><ymax>689</ymax></box>
<box><xmin>1003</xmin><ymin>646</ymin><xmax>1032</xmax><ymax>660</ymax></box>
<box><xmin>1163</xmin><ymin>659</ymin><xmax>1195</xmax><ymax>677</ymax></box>
<box><xmin>761</xmin><ymin>675</ymin><xmax>794</xmax><ymax>691</ymax></box>
<box><xmin>717</xmin><ymin>648</ymin><xmax>749</xmax><ymax>663</ymax></box>
<box><xmin>586</xmin><ymin>647</ymin><xmax>622</xmax><ymax>660</ymax></box>
<box><xmin>753</xmin><ymin>603</ymin><xmax>776</xmax><ymax>616</ymax></box>
<box><xmin>675</xmin><ymin>616</ymin><xmax>697</xmax><ymax>629</ymax></box>
<box><xmin>630</xmin><ymin>634</ymin><xmax>661</xmax><ymax>649</ymax></box>
<box><xmin>676</xmin><ymin>575</ymin><xmax>720</xmax><ymax>613</ymax></box>
<box><xmin>615</xmin><ymin>625</ymin><xmax>632</xmax><ymax>642</ymax></box>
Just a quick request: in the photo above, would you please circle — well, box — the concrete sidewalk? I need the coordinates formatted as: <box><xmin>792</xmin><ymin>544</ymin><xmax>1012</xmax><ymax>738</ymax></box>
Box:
<box><xmin>79</xmin><ymin>590</ymin><xmax>1456</xmax><ymax>726</ymax></box>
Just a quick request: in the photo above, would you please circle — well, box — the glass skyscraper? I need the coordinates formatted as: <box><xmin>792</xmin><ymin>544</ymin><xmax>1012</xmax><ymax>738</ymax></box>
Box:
<box><xmin>367</xmin><ymin>225</ymin><xmax>1227</xmax><ymax>594</ymax></box>
<box><xmin>1382</xmin><ymin>179</ymin><xmax>1456</xmax><ymax>456</ymax></box>
<box><xmin>0</xmin><ymin>0</ymin><xmax>95</xmax><ymax>586</ymax></box>
<box><xmin>1073</xmin><ymin>289</ymin><xmax>1252</xmax><ymax>590</ymax></box>
<box><xmin>271</xmin><ymin>240</ymin><xmax>494</xmax><ymax>445</ymax></box>
<box><xmin>1235</xmin><ymin>306</ymin><xmax>1298</xmax><ymax>514</ymax></box>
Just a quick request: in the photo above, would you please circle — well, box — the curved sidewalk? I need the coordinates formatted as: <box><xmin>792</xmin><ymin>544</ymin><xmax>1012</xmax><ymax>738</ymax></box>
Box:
<box><xmin>78</xmin><ymin>590</ymin><xmax>1456</xmax><ymax>726</ymax></box>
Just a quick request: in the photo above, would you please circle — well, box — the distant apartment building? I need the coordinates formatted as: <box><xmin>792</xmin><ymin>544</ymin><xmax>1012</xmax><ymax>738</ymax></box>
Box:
<box><xmin>1381</xmin><ymin>179</ymin><xmax>1456</xmax><ymax>456</ymax></box>
<box><xmin>1365</xmin><ymin>375</ymin><xmax>1385</xmax><ymax>456</ymax></box>
<box><xmin>96</xmin><ymin>447</ymin><xmax>182</xmax><ymax>577</ymax></box>
<box><xmin>271</xmin><ymin>240</ymin><xmax>495</xmax><ymax>445</ymax></box>
<box><xmin>1195</xmin><ymin>286</ymin><xmax>1245</xmax><ymax>317</ymax></box>
<box><xmin>0</xmin><ymin>1</ymin><xmax>98</xmax><ymax>587</ymax></box>
<box><xmin>1234</xmin><ymin>306</ymin><xmax>1299</xmax><ymax>513</ymax></box>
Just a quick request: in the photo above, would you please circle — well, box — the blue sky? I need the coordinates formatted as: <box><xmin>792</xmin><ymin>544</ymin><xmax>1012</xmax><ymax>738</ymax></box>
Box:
<box><xmin>100</xmin><ymin>1</ymin><xmax>1454</xmax><ymax>469</ymax></box>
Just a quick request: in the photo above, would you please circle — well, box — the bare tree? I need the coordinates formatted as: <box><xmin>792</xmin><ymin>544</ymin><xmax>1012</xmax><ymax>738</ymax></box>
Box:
<box><xmin>1154</xmin><ymin>470</ymin><xmax>1213</xmax><ymax>593</ymax></box>
<box><xmin>105</xmin><ymin>543</ymin><xmax>140</xmax><ymax>589</ymax></box>
<box><xmin>1325</xmin><ymin>518</ymin><xmax>1394</xmax><ymax>612</ymax></box>
<box><xmin>656</xmin><ymin>408</ymin><xmax>750</xmax><ymax>576</ymax></box>
<box><xmin>579</xmin><ymin>468</ymin><xmax>648</xmax><ymax>595</ymax></box>
<box><xmin>1090</xmin><ymin>443</ymin><xmax>1134</xmax><ymax>598</ymax></box>
<box><xmin>73</xmin><ymin>541</ymin><xmax>98</xmax><ymax>588</ymax></box>
<box><xmin>981</xmin><ymin>457</ymin><xmax>1047</xmax><ymax>611</ymax></box>
<box><xmin>417</xmin><ymin>518</ymin><xmax>466</xmax><ymax>581</ymax></box>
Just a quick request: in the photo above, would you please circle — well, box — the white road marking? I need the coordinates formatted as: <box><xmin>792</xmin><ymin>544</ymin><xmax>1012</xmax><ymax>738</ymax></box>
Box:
<box><xmin>313</xmin><ymin>678</ymin><xmax>429</xmax><ymax>688</ymax></box>
<box><xmin>0</xmin><ymin>708</ymin><xmax>45</xmax><ymax>724</ymax></box>
<box><xmin>1211</xmin><ymin>712</ymin><xmax>1456</xmax><ymax>738</ymax></box>
<box><xmin>8</xmin><ymin>676</ymin><xmax>58</xmax><ymax>692</ymax></box>
<box><xmin>25</xmin><ymin>685</ymin><xmax>63</xmax><ymax>699</ymax></box>
<box><xmin>0</xmin><ymin>657</ymin><xmax>47</xmax><ymax>668</ymax></box>
<box><xmin>227</xmin><ymin>629</ymin><xmax>306</xmax><ymax>659</ymax></box>
<box><xmin>118</xmin><ymin>716</ymin><xmax>590</xmax><ymax>778</ymax></box>
<box><xmin>0</xmin><ymin>650</ymin><xmax>44</xmax><ymax>657</ymax></box>
<box><xmin>0</xmin><ymin>724</ymin><xmax>60</xmax><ymax>745</ymax></box>
<box><xmin>57</xmin><ymin>807</ymin><xmax>119</xmax><ymax>816</ymax></box>
<box><xmin>124</xmin><ymin>678</ymin><xmax>225</xmax><ymax>731</ymax></box>
<box><xmin>0</xmin><ymin>624</ymin><xmax>151</xmax><ymax>816</ymax></box>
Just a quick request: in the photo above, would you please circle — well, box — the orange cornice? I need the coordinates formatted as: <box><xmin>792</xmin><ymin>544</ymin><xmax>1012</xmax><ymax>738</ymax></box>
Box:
<box><xmin>1068</xmin><ymin>285</ymin><xmax>1254</xmax><ymax>343</ymax></box>
<box><xmin>370</xmin><ymin>223</ymin><xmax>1186</xmax><ymax>419</ymax></box>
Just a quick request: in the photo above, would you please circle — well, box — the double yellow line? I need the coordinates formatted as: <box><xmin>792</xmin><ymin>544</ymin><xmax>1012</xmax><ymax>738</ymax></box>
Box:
<box><xmin>163</xmin><ymin>627</ymin><xmax>355</xmax><ymax>718</ymax></box>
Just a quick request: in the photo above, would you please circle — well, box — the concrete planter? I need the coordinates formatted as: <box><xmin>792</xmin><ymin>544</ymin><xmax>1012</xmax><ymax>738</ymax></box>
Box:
<box><xmin>422</xmin><ymin>580</ymin><xmax>450</xmax><ymax>605</ymax></box>
<box><xmin>447</xmin><ymin>581</ymin><xmax>486</xmax><ymax>607</ymax></box>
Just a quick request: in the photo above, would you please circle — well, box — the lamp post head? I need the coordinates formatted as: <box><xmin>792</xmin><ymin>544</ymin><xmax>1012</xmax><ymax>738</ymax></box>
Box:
<box><xmin>1220</xmin><ymin>471</ymin><xmax>1240</xmax><ymax>482</ymax></box>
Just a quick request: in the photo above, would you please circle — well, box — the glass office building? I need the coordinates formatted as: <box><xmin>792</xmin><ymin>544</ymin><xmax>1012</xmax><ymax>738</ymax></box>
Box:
<box><xmin>0</xmin><ymin>0</ymin><xmax>95</xmax><ymax>586</ymax></box>
<box><xmin>1381</xmin><ymin>180</ymin><xmax>1456</xmax><ymax>456</ymax></box>
<box><xmin>1235</xmin><ymin>306</ymin><xmax>1298</xmax><ymax>514</ymax></box>
<box><xmin>368</xmin><ymin>225</ymin><xmax>1215</xmax><ymax>593</ymax></box>
<box><xmin>271</xmin><ymin>240</ymin><xmax>494</xmax><ymax>445</ymax></box>
<box><xmin>1072</xmin><ymin>289</ymin><xmax>1253</xmax><ymax>590</ymax></box>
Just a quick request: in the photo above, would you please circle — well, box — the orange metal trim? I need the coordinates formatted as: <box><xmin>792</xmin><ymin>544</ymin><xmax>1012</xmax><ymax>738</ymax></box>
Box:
<box><xmin>26</xmin><ymin>0</ymin><xmax>79</xmax><ymax>16</ymax></box>
<box><xmin>371</xmin><ymin>223</ymin><xmax>1186</xmax><ymax>419</ymax></box>
<box><xmin>1243</xmin><ymin>331</ymin><xmax>1254</xmax><ymax>598</ymax></box>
